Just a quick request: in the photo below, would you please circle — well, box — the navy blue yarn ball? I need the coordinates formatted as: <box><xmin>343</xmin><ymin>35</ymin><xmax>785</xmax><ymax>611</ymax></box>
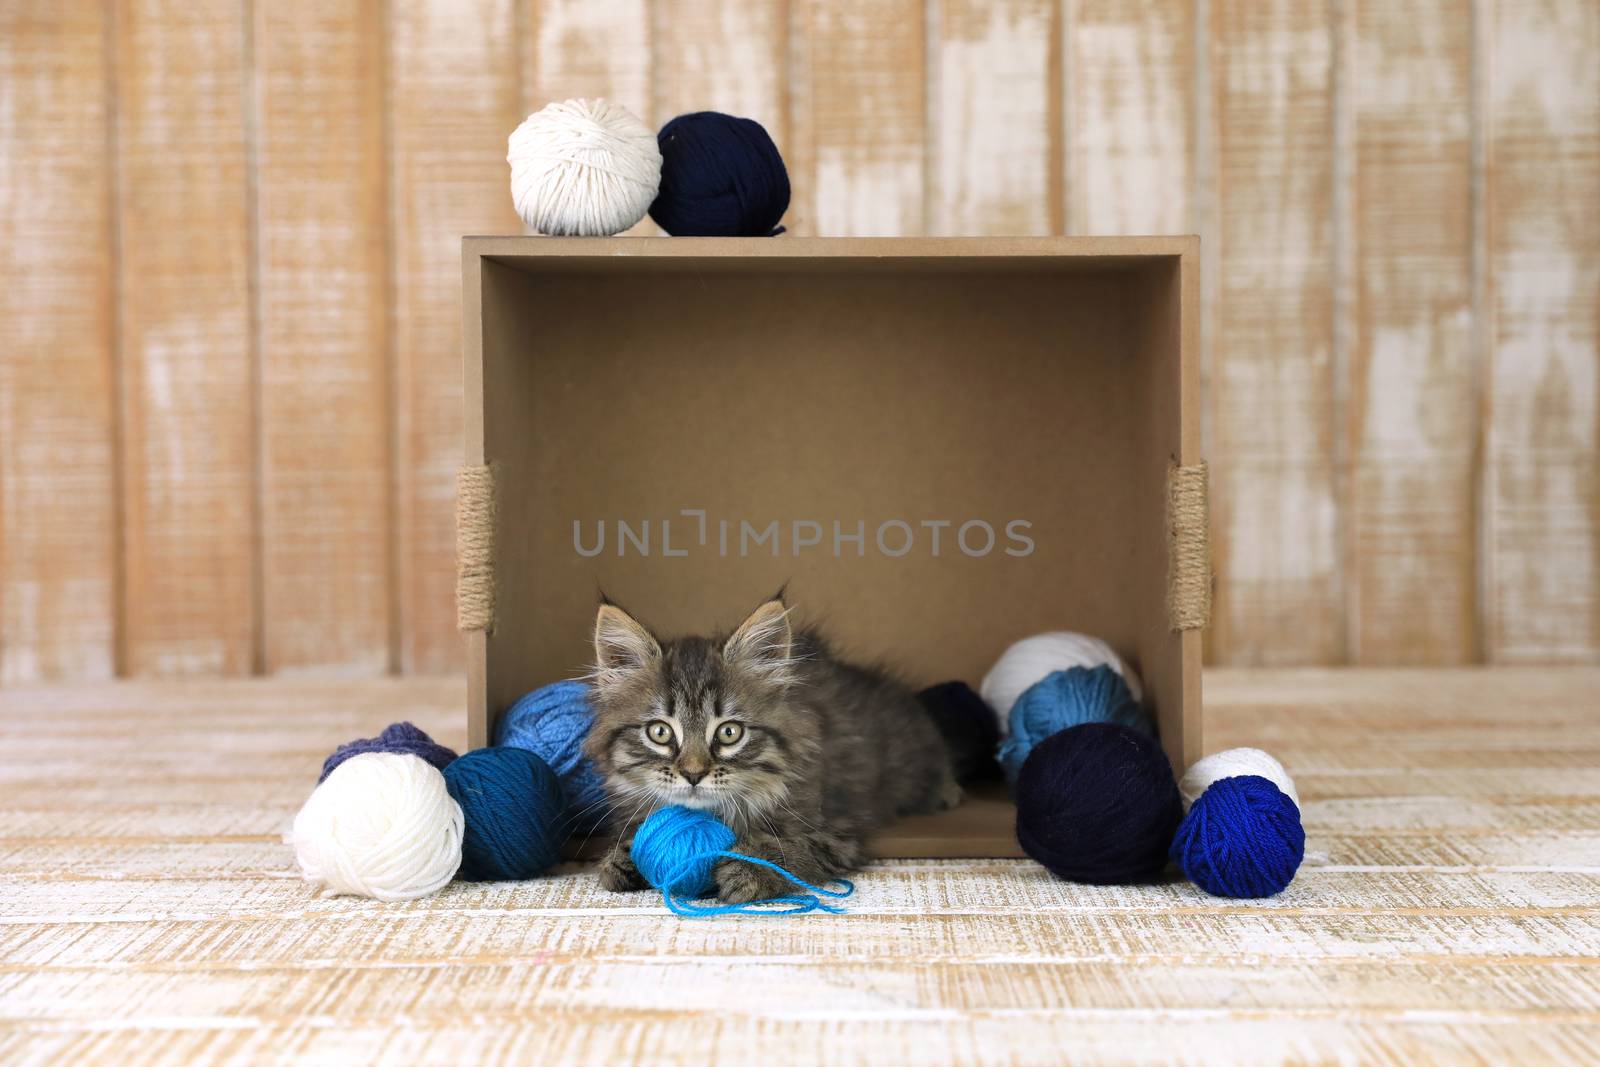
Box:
<box><xmin>442</xmin><ymin>747</ymin><xmax>567</xmax><ymax>881</ymax></box>
<box><xmin>319</xmin><ymin>722</ymin><xmax>457</xmax><ymax>784</ymax></box>
<box><xmin>496</xmin><ymin>681</ymin><xmax>610</xmax><ymax>835</ymax></box>
<box><xmin>916</xmin><ymin>681</ymin><xmax>1002</xmax><ymax>783</ymax></box>
<box><xmin>649</xmin><ymin>112</ymin><xmax>789</xmax><ymax>236</ymax></box>
<box><xmin>997</xmin><ymin>666</ymin><xmax>1151</xmax><ymax>785</ymax></box>
<box><xmin>1014</xmin><ymin>722</ymin><xmax>1182</xmax><ymax>885</ymax></box>
<box><xmin>1170</xmin><ymin>774</ymin><xmax>1305</xmax><ymax>898</ymax></box>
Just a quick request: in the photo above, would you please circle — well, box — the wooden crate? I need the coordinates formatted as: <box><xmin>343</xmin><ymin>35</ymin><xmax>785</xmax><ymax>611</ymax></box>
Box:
<box><xmin>459</xmin><ymin>236</ymin><xmax>1206</xmax><ymax>858</ymax></box>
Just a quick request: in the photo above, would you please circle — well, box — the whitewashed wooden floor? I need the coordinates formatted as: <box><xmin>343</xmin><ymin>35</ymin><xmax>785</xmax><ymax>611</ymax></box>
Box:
<box><xmin>1</xmin><ymin>669</ymin><xmax>1597</xmax><ymax>1065</ymax></box>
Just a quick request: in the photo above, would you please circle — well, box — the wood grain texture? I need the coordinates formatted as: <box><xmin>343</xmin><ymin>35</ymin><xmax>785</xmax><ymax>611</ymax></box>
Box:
<box><xmin>2</xmin><ymin>669</ymin><xmax>1599</xmax><ymax>1066</ymax></box>
<box><xmin>1209</xmin><ymin>0</ymin><xmax>1343</xmax><ymax>665</ymax></box>
<box><xmin>1482</xmin><ymin>0</ymin><xmax>1600</xmax><ymax>663</ymax></box>
<box><xmin>796</xmin><ymin>0</ymin><xmax>926</xmax><ymax>236</ymax></box>
<box><xmin>253</xmin><ymin>0</ymin><xmax>391</xmax><ymax>673</ymax></box>
<box><xmin>114</xmin><ymin>0</ymin><xmax>257</xmax><ymax>676</ymax></box>
<box><xmin>0</xmin><ymin>2</ymin><xmax>118</xmax><ymax>683</ymax></box>
<box><xmin>1345</xmin><ymin>0</ymin><xmax>1477</xmax><ymax>663</ymax></box>
<box><xmin>389</xmin><ymin>0</ymin><xmax>522</xmax><ymax>672</ymax></box>
<box><xmin>930</xmin><ymin>0</ymin><xmax>1055</xmax><ymax>236</ymax></box>
<box><xmin>1067</xmin><ymin>0</ymin><xmax>1195</xmax><ymax>236</ymax></box>
<box><xmin>653</xmin><ymin>0</ymin><xmax>785</xmax><ymax>136</ymax></box>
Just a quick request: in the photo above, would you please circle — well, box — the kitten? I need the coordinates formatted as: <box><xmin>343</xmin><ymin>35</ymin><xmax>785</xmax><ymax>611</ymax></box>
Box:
<box><xmin>583</xmin><ymin>592</ymin><xmax>965</xmax><ymax>903</ymax></box>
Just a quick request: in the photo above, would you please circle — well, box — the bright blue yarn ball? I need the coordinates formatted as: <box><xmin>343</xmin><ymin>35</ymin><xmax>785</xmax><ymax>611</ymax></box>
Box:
<box><xmin>496</xmin><ymin>681</ymin><xmax>610</xmax><ymax>835</ymax></box>
<box><xmin>442</xmin><ymin>747</ymin><xmax>567</xmax><ymax>881</ymax></box>
<box><xmin>1170</xmin><ymin>774</ymin><xmax>1305</xmax><ymax>898</ymax></box>
<box><xmin>997</xmin><ymin>666</ymin><xmax>1151</xmax><ymax>784</ymax></box>
<box><xmin>649</xmin><ymin>112</ymin><xmax>790</xmax><ymax>236</ymax></box>
<box><xmin>631</xmin><ymin>806</ymin><xmax>737</xmax><ymax>898</ymax></box>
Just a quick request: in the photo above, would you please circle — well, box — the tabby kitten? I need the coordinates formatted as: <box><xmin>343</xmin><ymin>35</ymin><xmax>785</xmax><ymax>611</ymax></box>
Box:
<box><xmin>584</xmin><ymin>593</ymin><xmax>963</xmax><ymax>903</ymax></box>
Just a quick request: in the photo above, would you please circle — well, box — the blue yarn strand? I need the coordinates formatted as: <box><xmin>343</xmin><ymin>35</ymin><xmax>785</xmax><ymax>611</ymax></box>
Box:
<box><xmin>658</xmin><ymin>851</ymin><xmax>854</xmax><ymax>917</ymax></box>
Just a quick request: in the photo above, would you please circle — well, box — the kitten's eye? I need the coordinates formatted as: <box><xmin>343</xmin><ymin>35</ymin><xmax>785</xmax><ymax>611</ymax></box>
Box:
<box><xmin>715</xmin><ymin>722</ymin><xmax>745</xmax><ymax>746</ymax></box>
<box><xmin>644</xmin><ymin>720</ymin><xmax>673</xmax><ymax>745</ymax></box>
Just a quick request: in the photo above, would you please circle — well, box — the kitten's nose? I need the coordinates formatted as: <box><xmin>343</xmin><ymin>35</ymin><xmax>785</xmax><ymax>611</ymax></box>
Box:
<box><xmin>679</xmin><ymin>767</ymin><xmax>707</xmax><ymax>786</ymax></box>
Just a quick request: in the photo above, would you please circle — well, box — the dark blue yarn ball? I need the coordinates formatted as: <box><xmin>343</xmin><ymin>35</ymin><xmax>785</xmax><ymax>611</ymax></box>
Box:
<box><xmin>1014</xmin><ymin>722</ymin><xmax>1182</xmax><ymax>885</ymax></box>
<box><xmin>649</xmin><ymin>112</ymin><xmax>789</xmax><ymax>236</ymax></box>
<box><xmin>1170</xmin><ymin>774</ymin><xmax>1305</xmax><ymax>898</ymax></box>
<box><xmin>916</xmin><ymin>680</ymin><xmax>1002</xmax><ymax>783</ymax></box>
<box><xmin>442</xmin><ymin>747</ymin><xmax>567</xmax><ymax>881</ymax></box>
<box><xmin>319</xmin><ymin>722</ymin><xmax>457</xmax><ymax>784</ymax></box>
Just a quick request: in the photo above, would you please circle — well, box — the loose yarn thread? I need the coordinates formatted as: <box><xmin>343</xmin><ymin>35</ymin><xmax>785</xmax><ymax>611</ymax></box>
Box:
<box><xmin>507</xmin><ymin>98</ymin><xmax>662</xmax><ymax>236</ymax></box>
<box><xmin>318</xmin><ymin>721</ymin><xmax>457</xmax><ymax>784</ymax></box>
<box><xmin>291</xmin><ymin>752</ymin><xmax>464</xmax><ymax>902</ymax></box>
<box><xmin>631</xmin><ymin>806</ymin><xmax>854</xmax><ymax>917</ymax></box>
<box><xmin>495</xmin><ymin>680</ymin><xmax>611</xmax><ymax>835</ymax></box>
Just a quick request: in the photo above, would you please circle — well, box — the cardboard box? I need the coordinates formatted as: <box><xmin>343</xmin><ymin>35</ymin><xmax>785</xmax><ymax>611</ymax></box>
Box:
<box><xmin>460</xmin><ymin>236</ymin><xmax>1206</xmax><ymax>858</ymax></box>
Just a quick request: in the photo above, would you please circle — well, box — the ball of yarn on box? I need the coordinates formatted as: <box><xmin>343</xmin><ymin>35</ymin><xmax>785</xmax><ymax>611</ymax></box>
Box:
<box><xmin>318</xmin><ymin>721</ymin><xmax>457</xmax><ymax>784</ymax></box>
<box><xmin>916</xmin><ymin>680</ymin><xmax>1001</xmax><ymax>782</ymax></box>
<box><xmin>442</xmin><ymin>747</ymin><xmax>567</xmax><ymax>881</ymax></box>
<box><xmin>292</xmin><ymin>752</ymin><xmax>463</xmax><ymax>901</ymax></box>
<box><xmin>1014</xmin><ymin>722</ymin><xmax>1181</xmax><ymax>885</ymax></box>
<box><xmin>631</xmin><ymin>806</ymin><xmax>855</xmax><ymax>917</ymax></box>
<box><xmin>648</xmin><ymin>112</ymin><xmax>790</xmax><ymax>236</ymax></box>
<box><xmin>997</xmin><ymin>666</ymin><xmax>1151</xmax><ymax>785</ymax></box>
<box><xmin>496</xmin><ymin>680</ymin><xmax>610</xmax><ymax>835</ymax></box>
<box><xmin>507</xmin><ymin>98</ymin><xmax>662</xmax><ymax>236</ymax></box>
<box><xmin>1171</xmin><ymin>748</ymin><xmax>1305</xmax><ymax>898</ymax></box>
<box><xmin>981</xmin><ymin>631</ymin><xmax>1144</xmax><ymax>736</ymax></box>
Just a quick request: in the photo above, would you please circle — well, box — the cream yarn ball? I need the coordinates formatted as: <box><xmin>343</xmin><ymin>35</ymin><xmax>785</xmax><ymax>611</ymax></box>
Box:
<box><xmin>980</xmin><ymin>631</ymin><xmax>1144</xmax><ymax>736</ymax></box>
<box><xmin>1178</xmin><ymin>747</ymin><xmax>1300</xmax><ymax>812</ymax></box>
<box><xmin>507</xmin><ymin>98</ymin><xmax>662</xmax><ymax>236</ymax></box>
<box><xmin>291</xmin><ymin>752</ymin><xmax>464</xmax><ymax>901</ymax></box>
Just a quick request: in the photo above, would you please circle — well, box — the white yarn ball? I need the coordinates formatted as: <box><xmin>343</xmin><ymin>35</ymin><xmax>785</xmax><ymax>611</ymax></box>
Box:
<box><xmin>507</xmin><ymin>98</ymin><xmax>662</xmax><ymax>236</ymax></box>
<box><xmin>979</xmin><ymin>631</ymin><xmax>1144</xmax><ymax>735</ymax></box>
<box><xmin>291</xmin><ymin>752</ymin><xmax>464</xmax><ymax>901</ymax></box>
<box><xmin>1178</xmin><ymin>747</ymin><xmax>1300</xmax><ymax>813</ymax></box>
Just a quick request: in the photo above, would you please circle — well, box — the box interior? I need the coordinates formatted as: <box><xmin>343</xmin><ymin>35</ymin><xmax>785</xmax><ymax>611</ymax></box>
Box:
<box><xmin>469</xmin><ymin>242</ymin><xmax>1196</xmax><ymax>857</ymax></box>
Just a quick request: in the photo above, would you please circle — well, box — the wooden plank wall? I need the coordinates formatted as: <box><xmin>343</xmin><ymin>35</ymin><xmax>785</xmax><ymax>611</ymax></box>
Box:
<box><xmin>0</xmin><ymin>0</ymin><xmax>1595</xmax><ymax>678</ymax></box>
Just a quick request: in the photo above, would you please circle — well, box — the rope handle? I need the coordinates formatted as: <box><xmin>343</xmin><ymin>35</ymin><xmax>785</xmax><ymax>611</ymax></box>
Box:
<box><xmin>1167</xmin><ymin>461</ymin><xmax>1212</xmax><ymax>632</ymax></box>
<box><xmin>456</xmin><ymin>465</ymin><xmax>496</xmax><ymax>633</ymax></box>
<box><xmin>660</xmin><ymin>851</ymin><xmax>855</xmax><ymax>917</ymax></box>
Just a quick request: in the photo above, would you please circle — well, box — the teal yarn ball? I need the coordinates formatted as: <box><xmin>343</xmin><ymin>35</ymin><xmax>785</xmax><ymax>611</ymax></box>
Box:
<box><xmin>631</xmin><ymin>805</ymin><xmax>736</xmax><ymax>898</ymax></box>
<box><xmin>496</xmin><ymin>680</ymin><xmax>610</xmax><ymax>835</ymax></box>
<box><xmin>997</xmin><ymin>666</ymin><xmax>1150</xmax><ymax>784</ymax></box>
<box><xmin>1170</xmin><ymin>774</ymin><xmax>1305</xmax><ymax>898</ymax></box>
<box><xmin>441</xmin><ymin>747</ymin><xmax>567</xmax><ymax>881</ymax></box>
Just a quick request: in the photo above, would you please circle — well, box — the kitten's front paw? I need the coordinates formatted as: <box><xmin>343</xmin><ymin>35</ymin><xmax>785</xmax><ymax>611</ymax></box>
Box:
<box><xmin>598</xmin><ymin>848</ymin><xmax>647</xmax><ymax>893</ymax></box>
<box><xmin>714</xmin><ymin>857</ymin><xmax>794</xmax><ymax>904</ymax></box>
<box><xmin>936</xmin><ymin>776</ymin><xmax>964</xmax><ymax>811</ymax></box>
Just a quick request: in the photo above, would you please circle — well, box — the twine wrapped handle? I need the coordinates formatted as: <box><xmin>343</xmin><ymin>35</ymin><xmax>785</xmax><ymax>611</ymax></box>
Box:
<box><xmin>1167</xmin><ymin>461</ymin><xmax>1211</xmax><ymax>632</ymax></box>
<box><xmin>457</xmin><ymin>465</ymin><xmax>496</xmax><ymax>633</ymax></box>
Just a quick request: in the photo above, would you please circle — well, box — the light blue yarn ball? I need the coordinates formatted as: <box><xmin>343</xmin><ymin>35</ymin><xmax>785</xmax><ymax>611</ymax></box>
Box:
<box><xmin>997</xmin><ymin>665</ymin><xmax>1152</xmax><ymax>784</ymax></box>
<box><xmin>495</xmin><ymin>680</ymin><xmax>610</xmax><ymax>835</ymax></box>
<box><xmin>632</xmin><ymin>805</ymin><xmax>737</xmax><ymax>897</ymax></box>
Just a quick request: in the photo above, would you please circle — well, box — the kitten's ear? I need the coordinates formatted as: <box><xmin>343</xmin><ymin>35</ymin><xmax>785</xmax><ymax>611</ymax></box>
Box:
<box><xmin>723</xmin><ymin>598</ymin><xmax>793</xmax><ymax>678</ymax></box>
<box><xmin>593</xmin><ymin>603</ymin><xmax>661</xmax><ymax>684</ymax></box>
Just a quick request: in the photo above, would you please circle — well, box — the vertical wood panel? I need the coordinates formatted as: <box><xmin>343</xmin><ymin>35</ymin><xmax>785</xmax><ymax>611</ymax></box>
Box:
<box><xmin>1209</xmin><ymin>0</ymin><xmax>1342</xmax><ymax>664</ymax></box>
<box><xmin>1068</xmin><ymin>0</ymin><xmax>1195</xmax><ymax>236</ymax></box>
<box><xmin>930</xmin><ymin>0</ymin><xmax>1055</xmax><ymax>236</ymax></box>
<box><xmin>1345</xmin><ymin>0</ymin><xmax>1476</xmax><ymax>663</ymax></box>
<box><xmin>1484</xmin><ymin>0</ymin><xmax>1600</xmax><ymax>662</ymax></box>
<box><xmin>797</xmin><ymin>0</ymin><xmax>926</xmax><ymax>236</ymax></box>
<box><xmin>253</xmin><ymin>0</ymin><xmax>391</xmax><ymax>673</ymax></box>
<box><xmin>115</xmin><ymin>0</ymin><xmax>257</xmax><ymax>675</ymax></box>
<box><xmin>391</xmin><ymin>0</ymin><xmax>522</xmax><ymax>672</ymax></box>
<box><xmin>653</xmin><ymin>0</ymin><xmax>784</xmax><ymax>134</ymax></box>
<box><xmin>0</xmin><ymin>2</ymin><xmax>119</xmax><ymax>682</ymax></box>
